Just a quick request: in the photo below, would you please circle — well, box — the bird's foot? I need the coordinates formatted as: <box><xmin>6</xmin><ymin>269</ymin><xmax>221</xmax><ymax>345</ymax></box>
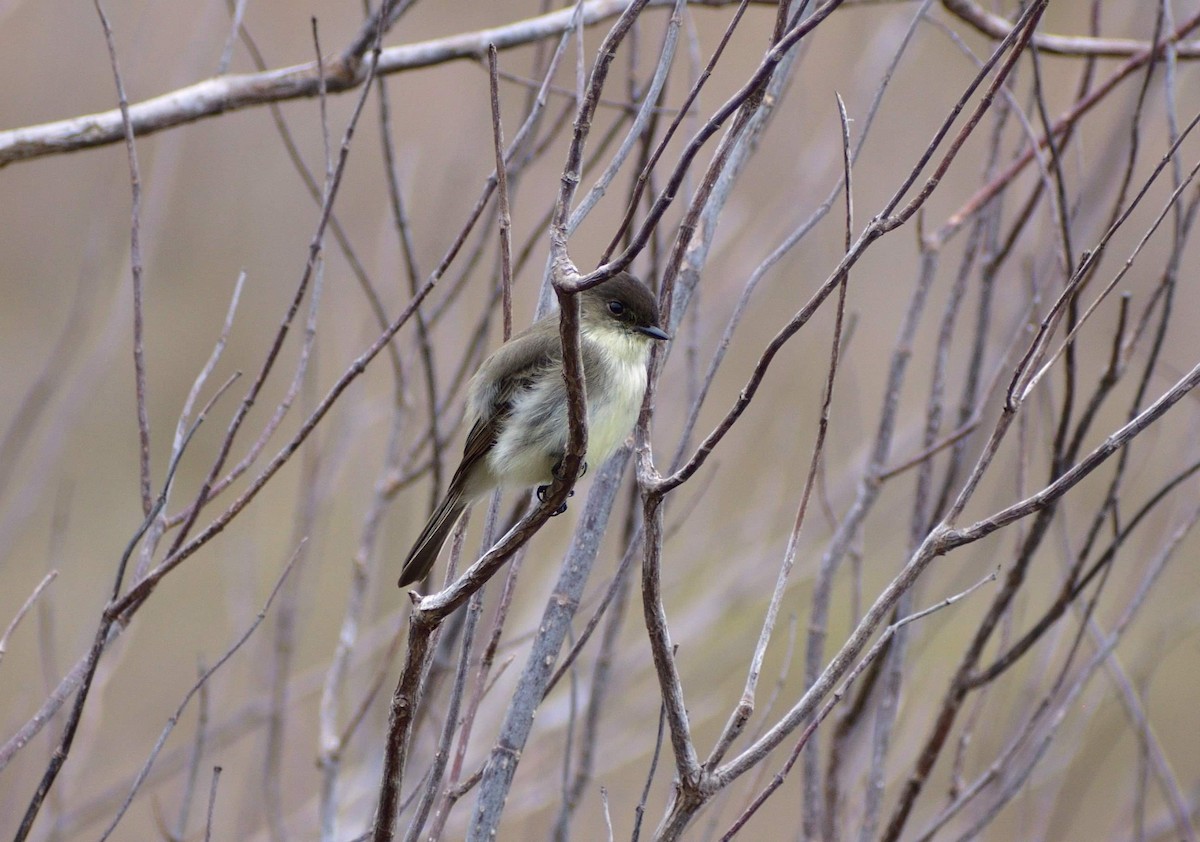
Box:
<box><xmin>550</xmin><ymin>458</ymin><xmax>588</xmax><ymax>481</ymax></box>
<box><xmin>537</xmin><ymin>484</ymin><xmax>574</xmax><ymax>516</ymax></box>
<box><xmin>541</xmin><ymin>458</ymin><xmax>585</xmax><ymax>516</ymax></box>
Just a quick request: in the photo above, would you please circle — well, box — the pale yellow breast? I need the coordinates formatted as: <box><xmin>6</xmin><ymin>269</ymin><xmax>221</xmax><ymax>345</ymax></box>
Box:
<box><xmin>582</xmin><ymin>326</ymin><xmax>651</xmax><ymax>466</ymax></box>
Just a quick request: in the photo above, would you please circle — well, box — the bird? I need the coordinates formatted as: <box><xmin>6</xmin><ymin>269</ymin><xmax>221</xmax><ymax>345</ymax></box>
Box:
<box><xmin>398</xmin><ymin>271</ymin><xmax>669</xmax><ymax>588</ymax></box>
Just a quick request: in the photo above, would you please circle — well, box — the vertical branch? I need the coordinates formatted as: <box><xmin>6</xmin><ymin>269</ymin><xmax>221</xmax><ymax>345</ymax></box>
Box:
<box><xmin>590</xmin><ymin>0</ymin><xmax>848</xmax><ymax>286</ymax></box>
<box><xmin>801</xmin><ymin>243</ymin><xmax>941</xmax><ymax>836</ymax></box>
<box><xmin>488</xmin><ymin>45</ymin><xmax>515</xmax><ymax>341</ymax></box>
<box><xmin>264</xmin><ymin>27</ymin><xmax>329</xmax><ymax>839</ymax></box>
<box><xmin>217</xmin><ymin>0</ymin><xmax>250</xmax><ymax>74</ymax></box>
<box><xmin>426</xmin><ymin>506</ymin><xmax>526</xmax><ymax>840</ymax></box>
<box><xmin>373</xmin><ymin>610</ymin><xmax>441</xmax><ymax>842</ymax></box>
<box><xmin>600</xmin><ymin>0</ymin><xmax>750</xmax><ymax>265</ymax></box>
<box><xmin>94</xmin><ymin>0</ymin><xmax>153</xmax><ymax>516</ymax></box>
<box><xmin>863</xmin><ymin>221</ymin><xmax>981</xmax><ymax>841</ymax></box>
<box><xmin>172</xmin><ymin>659</ymin><xmax>211</xmax><ymax>841</ymax></box>
<box><xmin>374</xmin><ymin>464</ymin><xmax>599</xmax><ymax>840</ymax></box>
<box><xmin>318</xmin><ymin>410</ymin><xmax>405</xmax><ymax>842</ymax></box>
<box><xmin>706</xmin><ymin>92</ymin><xmax>855</xmax><ymax>777</ymax></box>
<box><xmin>550</xmin><ymin>498</ymin><xmax>642</xmax><ymax>839</ymax></box>
<box><xmin>470</xmin><ymin>451</ymin><xmax>633</xmax><ymax>839</ymax></box>
<box><xmin>263</xmin><ymin>359</ymin><xmax>323</xmax><ymax>841</ymax></box>
<box><xmin>115</xmin><ymin>0</ymin><xmax>398</xmax><ymax>615</ymax></box>
<box><xmin>549</xmin><ymin>0</ymin><xmax>653</xmax><ymax>262</ymax></box>
<box><xmin>565</xmin><ymin>0</ymin><xmax>687</xmax><ymax>239</ymax></box>
<box><xmin>640</xmin><ymin>490</ymin><xmax>702</xmax><ymax>823</ymax></box>
<box><xmin>204</xmin><ymin>766</ymin><xmax>223</xmax><ymax>842</ymax></box>
<box><xmin>402</xmin><ymin>583</ymin><xmax>484</xmax><ymax>841</ymax></box>
<box><xmin>376</xmin><ymin>43</ymin><xmax>442</xmax><ymax>499</ymax></box>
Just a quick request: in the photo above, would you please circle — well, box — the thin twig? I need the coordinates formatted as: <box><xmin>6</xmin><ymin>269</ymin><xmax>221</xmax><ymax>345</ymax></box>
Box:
<box><xmin>14</xmin><ymin>409</ymin><xmax>206</xmax><ymax>840</ymax></box>
<box><xmin>720</xmin><ymin>570</ymin><xmax>998</xmax><ymax>840</ymax></box>
<box><xmin>204</xmin><ymin>766</ymin><xmax>222</xmax><ymax>842</ymax></box>
<box><xmin>471</xmin><ymin>451</ymin><xmax>634</xmax><ymax>838</ymax></box>
<box><xmin>488</xmin><ymin>45</ymin><xmax>514</xmax><ymax>341</ymax></box>
<box><xmin>172</xmin><ymin>659</ymin><xmax>211</xmax><ymax>842</ymax></box>
<box><xmin>99</xmin><ymin>545</ymin><xmax>303</xmax><ymax>840</ymax></box>
<box><xmin>93</xmin><ymin>0</ymin><xmax>152</xmax><ymax>516</ymax></box>
<box><xmin>0</xmin><ymin>571</ymin><xmax>57</xmax><ymax>665</ymax></box>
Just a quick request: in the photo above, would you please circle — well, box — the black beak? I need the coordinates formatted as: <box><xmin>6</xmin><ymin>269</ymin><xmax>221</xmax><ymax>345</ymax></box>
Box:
<box><xmin>637</xmin><ymin>324</ymin><xmax>671</xmax><ymax>341</ymax></box>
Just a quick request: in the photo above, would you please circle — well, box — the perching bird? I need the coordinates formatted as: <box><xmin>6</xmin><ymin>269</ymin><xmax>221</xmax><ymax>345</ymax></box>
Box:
<box><xmin>398</xmin><ymin>271</ymin><xmax>669</xmax><ymax>587</ymax></box>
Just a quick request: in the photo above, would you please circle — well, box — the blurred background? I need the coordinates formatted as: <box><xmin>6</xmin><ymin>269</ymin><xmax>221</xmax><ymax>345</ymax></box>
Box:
<box><xmin>2</xmin><ymin>0</ymin><xmax>1200</xmax><ymax>839</ymax></box>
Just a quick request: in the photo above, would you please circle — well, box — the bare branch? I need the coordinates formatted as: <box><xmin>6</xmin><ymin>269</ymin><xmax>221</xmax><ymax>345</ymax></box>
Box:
<box><xmin>98</xmin><ymin>544</ymin><xmax>302</xmax><ymax>840</ymax></box>
<box><xmin>0</xmin><ymin>571</ymin><xmax>57</xmax><ymax>666</ymax></box>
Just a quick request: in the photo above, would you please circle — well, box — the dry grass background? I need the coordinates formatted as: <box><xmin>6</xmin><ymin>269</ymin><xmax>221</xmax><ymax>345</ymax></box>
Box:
<box><xmin>2</xmin><ymin>0</ymin><xmax>1200</xmax><ymax>840</ymax></box>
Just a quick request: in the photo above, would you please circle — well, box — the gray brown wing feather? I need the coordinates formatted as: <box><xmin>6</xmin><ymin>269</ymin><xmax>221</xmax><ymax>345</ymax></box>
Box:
<box><xmin>399</xmin><ymin>328</ymin><xmax>559</xmax><ymax>588</ymax></box>
<box><xmin>469</xmin><ymin>325</ymin><xmax>561</xmax><ymax>421</ymax></box>
<box><xmin>398</xmin><ymin>491</ymin><xmax>466</xmax><ymax>587</ymax></box>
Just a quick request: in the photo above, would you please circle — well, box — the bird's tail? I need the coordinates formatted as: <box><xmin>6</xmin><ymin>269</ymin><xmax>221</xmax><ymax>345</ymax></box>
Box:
<box><xmin>399</xmin><ymin>490</ymin><xmax>468</xmax><ymax>587</ymax></box>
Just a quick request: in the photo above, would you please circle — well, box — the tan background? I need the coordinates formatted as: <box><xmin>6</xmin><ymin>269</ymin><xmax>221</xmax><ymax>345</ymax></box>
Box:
<box><xmin>2</xmin><ymin>1</ymin><xmax>1199</xmax><ymax>839</ymax></box>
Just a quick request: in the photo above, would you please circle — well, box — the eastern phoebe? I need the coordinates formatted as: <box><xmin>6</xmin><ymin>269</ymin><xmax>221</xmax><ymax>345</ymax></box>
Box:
<box><xmin>398</xmin><ymin>271</ymin><xmax>669</xmax><ymax>587</ymax></box>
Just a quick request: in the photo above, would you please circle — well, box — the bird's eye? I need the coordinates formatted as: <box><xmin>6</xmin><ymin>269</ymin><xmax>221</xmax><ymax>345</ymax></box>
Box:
<box><xmin>607</xmin><ymin>300</ymin><xmax>625</xmax><ymax>316</ymax></box>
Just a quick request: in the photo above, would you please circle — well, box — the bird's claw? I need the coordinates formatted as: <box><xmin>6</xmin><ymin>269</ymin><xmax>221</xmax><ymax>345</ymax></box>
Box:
<box><xmin>537</xmin><ymin>484</ymin><xmax>574</xmax><ymax>516</ymax></box>
<box><xmin>542</xmin><ymin>457</ymin><xmax>585</xmax><ymax>517</ymax></box>
<box><xmin>550</xmin><ymin>458</ymin><xmax>588</xmax><ymax>481</ymax></box>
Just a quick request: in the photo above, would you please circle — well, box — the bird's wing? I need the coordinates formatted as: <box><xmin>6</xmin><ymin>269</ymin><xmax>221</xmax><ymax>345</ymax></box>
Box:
<box><xmin>453</xmin><ymin>329</ymin><xmax>559</xmax><ymax>490</ymax></box>
<box><xmin>453</xmin><ymin>413</ymin><xmax>500</xmax><ymax>491</ymax></box>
